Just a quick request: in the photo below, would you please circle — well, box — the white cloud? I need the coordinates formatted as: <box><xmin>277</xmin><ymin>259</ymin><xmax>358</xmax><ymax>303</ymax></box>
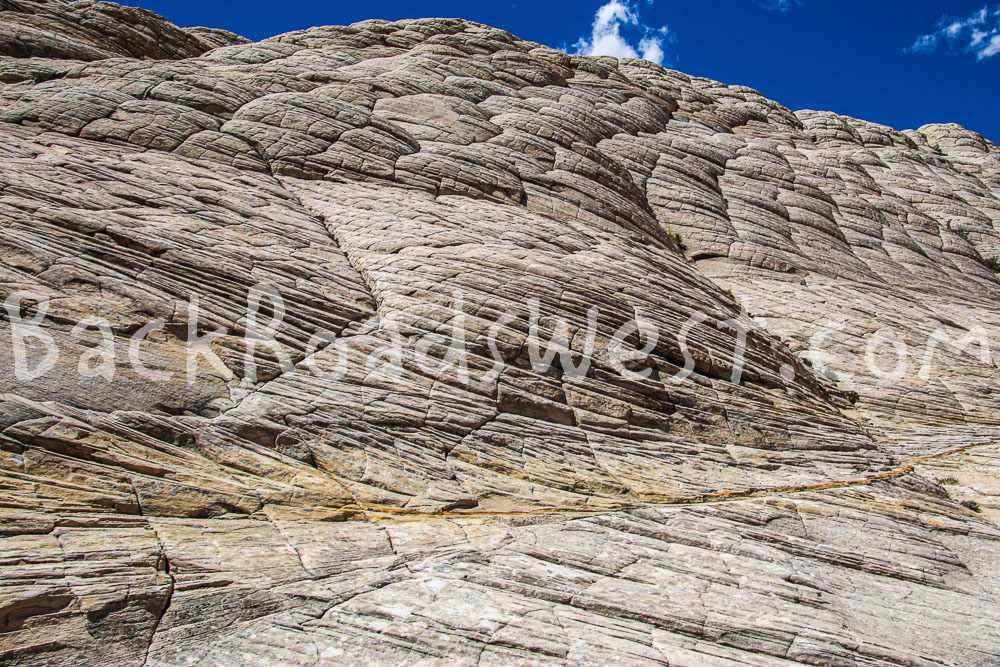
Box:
<box><xmin>572</xmin><ymin>1</ymin><xmax>673</xmax><ymax>65</ymax></box>
<box><xmin>981</xmin><ymin>33</ymin><xmax>1000</xmax><ymax>58</ymax></box>
<box><xmin>754</xmin><ymin>0</ymin><xmax>801</xmax><ymax>11</ymax></box>
<box><xmin>905</xmin><ymin>5</ymin><xmax>1000</xmax><ymax>60</ymax></box>
<box><xmin>638</xmin><ymin>36</ymin><xmax>665</xmax><ymax>64</ymax></box>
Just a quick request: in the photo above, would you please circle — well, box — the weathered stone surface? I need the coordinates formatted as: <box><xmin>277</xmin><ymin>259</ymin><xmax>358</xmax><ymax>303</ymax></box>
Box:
<box><xmin>1</xmin><ymin>2</ymin><xmax>999</xmax><ymax>665</ymax></box>
<box><xmin>0</xmin><ymin>0</ymin><xmax>243</xmax><ymax>61</ymax></box>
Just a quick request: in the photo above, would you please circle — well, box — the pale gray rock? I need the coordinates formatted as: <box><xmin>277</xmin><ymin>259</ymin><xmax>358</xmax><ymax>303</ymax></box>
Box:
<box><xmin>0</xmin><ymin>2</ymin><xmax>999</xmax><ymax>665</ymax></box>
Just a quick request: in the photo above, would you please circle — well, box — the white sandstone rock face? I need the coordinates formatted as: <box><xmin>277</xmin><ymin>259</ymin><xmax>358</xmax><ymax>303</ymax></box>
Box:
<box><xmin>0</xmin><ymin>2</ymin><xmax>999</xmax><ymax>665</ymax></box>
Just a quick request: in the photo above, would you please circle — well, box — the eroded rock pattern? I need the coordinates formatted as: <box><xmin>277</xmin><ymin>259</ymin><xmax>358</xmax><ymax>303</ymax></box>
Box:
<box><xmin>0</xmin><ymin>2</ymin><xmax>999</xmax><ymax>665</ymax></box>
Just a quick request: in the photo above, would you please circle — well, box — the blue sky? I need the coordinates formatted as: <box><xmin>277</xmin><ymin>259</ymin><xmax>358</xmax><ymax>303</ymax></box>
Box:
<box><xmin>141</xmin><ymin>0</ymin><xmax>1000</xmax><ymax>143</ymax></box>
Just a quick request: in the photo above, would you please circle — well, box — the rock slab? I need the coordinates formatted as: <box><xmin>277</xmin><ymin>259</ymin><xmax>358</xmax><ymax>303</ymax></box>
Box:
<box><xmin>0</xmin><ymin>2</ymin><xmax>999</xmax><ymax>665</ymax></box>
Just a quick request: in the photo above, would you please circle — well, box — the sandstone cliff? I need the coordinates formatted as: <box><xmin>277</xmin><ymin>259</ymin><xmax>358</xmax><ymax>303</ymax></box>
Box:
<box><xmin>1</xmin><ymin>1</ymin><xmax>999</xmax><ymax>665</ymax></box>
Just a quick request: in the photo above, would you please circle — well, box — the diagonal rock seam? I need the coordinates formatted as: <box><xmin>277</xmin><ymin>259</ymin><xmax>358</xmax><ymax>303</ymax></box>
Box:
<box><xmin>339</xmin><ymin>438</ymin><xmax>1000</xmax><ymax>520</ymax></box>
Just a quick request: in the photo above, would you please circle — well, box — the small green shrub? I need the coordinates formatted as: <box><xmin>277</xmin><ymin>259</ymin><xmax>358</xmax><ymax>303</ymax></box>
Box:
<box><xmin>961</xmin><ymin>500</ymin><xmax>982</xmax><ymax>513</ymax></box>
<box><xmin>950</xmin><ymin>227</ymin><xmax>1000</xmax><ymax>271</ymax></box>
<box><xmin>844</xmin><ymin>391</ymin><xmax>860</xmax><ymax>405</ymax></box>
<box><xmin>667</xmin><ymin>229</ymin><xmax>686</xmax><ymax>253</ymax></box>
<box><xmin>937</xmin><ymin>477</ymin><xmax>960</xmax><ymax>486</ymax></box>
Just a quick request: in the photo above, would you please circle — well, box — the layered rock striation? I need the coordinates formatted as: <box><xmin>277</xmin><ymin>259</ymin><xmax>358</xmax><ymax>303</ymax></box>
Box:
<box><xmin>0</xmin><ymin>1</ymin><xmax>999</xmax><ymax>665</ymax></box>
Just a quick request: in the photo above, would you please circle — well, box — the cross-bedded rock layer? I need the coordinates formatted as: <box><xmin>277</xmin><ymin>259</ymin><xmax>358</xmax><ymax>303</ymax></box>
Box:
<box><xmin>0</xmin><ymin>2</ymin><xmax>998</xmax><ymax>665</ymax></box>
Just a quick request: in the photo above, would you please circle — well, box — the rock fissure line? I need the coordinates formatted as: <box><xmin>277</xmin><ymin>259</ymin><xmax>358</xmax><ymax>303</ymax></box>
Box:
<box><xmin>142</xmin><ymin>529</ymin><xmax>174</xmax><ymax>667</ymax></box>
<box><xmin>352</xmin><ymin>439</ymin><xmax>999</xmax><ymax>521</ymax></box>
